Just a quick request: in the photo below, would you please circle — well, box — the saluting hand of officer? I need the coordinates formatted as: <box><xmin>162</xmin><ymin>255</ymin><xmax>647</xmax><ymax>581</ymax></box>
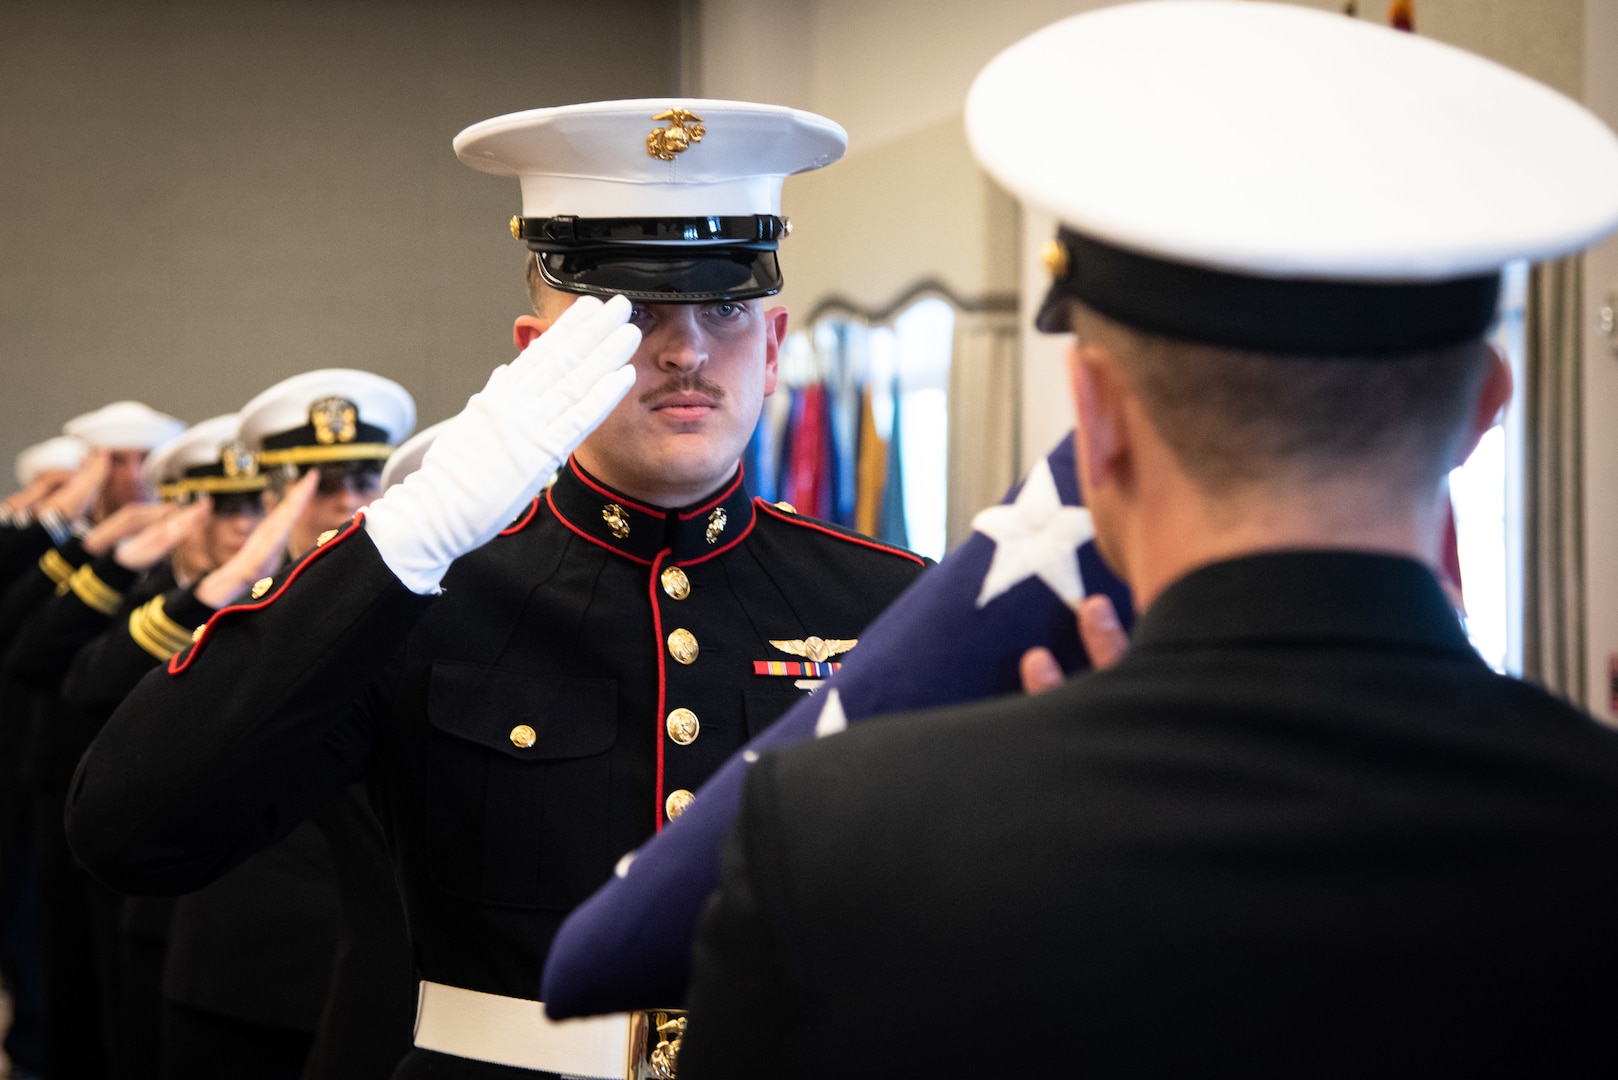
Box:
<box><xmin>365</xmin><ymin>293</ymin><xmax>641</xmax><ymax>594</ymax></box>
<box><xmin>4</xmin><ymin>469</ymin><xmax>74</xmax><ymax>516</ymax></box>
<box><xmin>1020</xmin><ymin>594</ymin><xmax>1129</xmax><ymax>693</ymax></box>
<box><xmin>194</xmin><ymin>469</ymin><xmax>320</xmax><ymax>609</ymax></box>
<box><xmin>111</xmin><ymin>499</ymin><xmax>213</xmax><ymax>572</ymax></box>
<box><xmin>35</xmin><ymin>448</ymin><xmax>111</xmax><ymax>523</ymax></box>
<box><xmin>82</xmin><ymin>500</ymin><xmax>173</xmax><ymax>558</ymax></box>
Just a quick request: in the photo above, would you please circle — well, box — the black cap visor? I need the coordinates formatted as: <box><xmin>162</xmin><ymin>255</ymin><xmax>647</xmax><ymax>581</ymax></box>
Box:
<box><xmin>534</xmin><ymin>245</ymin><xmax>783</xmax><ymax>303</ymax></box>
<box><xmin>1038</xmin><ymin>228</ymin><xmax>1500</xmax><ymax>355</ymax></box>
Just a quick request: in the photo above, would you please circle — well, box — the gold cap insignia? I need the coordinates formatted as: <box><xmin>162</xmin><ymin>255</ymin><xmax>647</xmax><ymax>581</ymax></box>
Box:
<box><xmin>310</xmin><ymin>397</ymin><xmax>359</xmax><ymax>445</ymax></box>
<box><xmin>705</xmin><ymin>507</ymin><xmax>727</xmax><ymax>544</ymax></box>
<box><xmin>220</xmin><ymin>440</ymin><xmax>258</xmax><ymax>479</ymax></box>
<box><xmin>509</xmin><ymin>215</ymin><xmax>522</xmax><ymax>240</ymax></box>
<box><xmin>647</xmin><ymin>108</ymin><xmax>705</xmax><ymax>161</ymax></box>
<box><xmin>770</xmin><ymin>636</ymin><xmax>857</xmax><ymax>664</ymax></box>
<box><xmin>602</xmin><ymin>502</ymin><xmax>631</xmax><ymax>540</ymax></box>
<box><xmin>1040</xmin><ymin>237</ymin><xmax>1070</xmax><ymax>281</ymax></box>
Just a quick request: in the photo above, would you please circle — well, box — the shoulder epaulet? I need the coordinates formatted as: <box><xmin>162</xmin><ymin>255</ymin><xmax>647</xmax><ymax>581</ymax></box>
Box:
<box><xmin>753</xmin><ymin>498</ymin><xmax>926</xmax><ymax>566</ymax></box>
<box><xmin>169</xmin><ymin>511</ymin><xmax>366</xmax><ymax>675</ymax></box>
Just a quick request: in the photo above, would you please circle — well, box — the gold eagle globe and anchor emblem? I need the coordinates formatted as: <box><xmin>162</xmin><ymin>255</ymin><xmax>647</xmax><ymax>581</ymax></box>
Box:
<box><xmin>705</xmin><ymin>507</ymin><xmax>727</xmax><ymax>544</ymax></box>
<box><xmin>646</xmin><ymin>108</ymin><xmax>705</xmax><ymax>161</ymax></box>
<box><xmin>602</xmin><ymin>502</ymin><xmax>631</xmax><ymax>540</ymax></box>
<box><xmin>309</xmin><ymin>397</ymin><xmax>359</xmax><ymax>445</ymax></box>
<box><xmin>769</xmin><ymin>636</ymin><xmax>858</xmax><ymax>664</ymax></box>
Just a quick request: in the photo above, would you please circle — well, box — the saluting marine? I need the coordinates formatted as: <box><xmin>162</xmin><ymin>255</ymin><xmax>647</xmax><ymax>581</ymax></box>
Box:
<box><xmin>69</xmin><ymin>99</ymin><xmax>926</xmax><ymax>1080</ymax></box>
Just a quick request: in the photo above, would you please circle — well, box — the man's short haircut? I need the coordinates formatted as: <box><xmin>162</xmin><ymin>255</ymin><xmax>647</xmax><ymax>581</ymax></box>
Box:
<box><xmin>1070</xmin><ymin>301</ymin><xmax>1493</xmax><ymax>498</ymax></box>
<box><xmin>525</xmin><ymin>253</ymin><xmax>545</xmax><ymax>317</ymax></box>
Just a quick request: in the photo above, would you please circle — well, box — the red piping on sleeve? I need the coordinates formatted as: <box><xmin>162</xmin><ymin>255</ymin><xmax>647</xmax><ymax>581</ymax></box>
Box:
<box><xmin>753</xmin><ymin>500</ymin><xmax>926</xmax><ymax>566</ymax></box>
<box><xmin>648</xmin><ymin>549</ymin><xmax>671</xmax><ymax>833</ymax></box>
<box><xmin>169</xmin><ymin>511</ymin><xmax>368</xmax><ymax>675</ymax></box>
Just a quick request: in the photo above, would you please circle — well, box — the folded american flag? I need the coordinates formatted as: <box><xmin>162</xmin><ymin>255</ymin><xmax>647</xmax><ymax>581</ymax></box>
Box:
<box><xmin>541</xmin><ymin>432</ymin><xmax>1132</xmax><ymax>1016</ymax></box>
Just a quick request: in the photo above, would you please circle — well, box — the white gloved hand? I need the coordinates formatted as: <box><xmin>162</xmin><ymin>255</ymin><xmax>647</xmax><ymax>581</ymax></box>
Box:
<box><xmin>366</xmin><ymin>294</ymin><xmax>641</xmax><ymax>594</ymax></box>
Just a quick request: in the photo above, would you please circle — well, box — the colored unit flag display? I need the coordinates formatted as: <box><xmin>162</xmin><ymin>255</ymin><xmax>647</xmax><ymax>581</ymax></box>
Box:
<box><xmin>541</xmin><ymin>432</ymin><xmax>1133</xmax><ymax>1017</ymax></box>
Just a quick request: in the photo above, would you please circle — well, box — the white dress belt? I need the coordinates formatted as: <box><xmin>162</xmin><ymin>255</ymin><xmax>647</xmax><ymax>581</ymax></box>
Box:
<box><xmin>413</xmin><ymin>980</ymin><xmax>631</xmax><ymax>1078</ymax></box>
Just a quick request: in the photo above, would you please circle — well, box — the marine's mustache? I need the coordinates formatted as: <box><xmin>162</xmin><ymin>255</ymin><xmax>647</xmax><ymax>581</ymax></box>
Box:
<box><xmin>639</xmin><ymin>375</ymin><xmax>727</xmax><ymax>405</ymax></box>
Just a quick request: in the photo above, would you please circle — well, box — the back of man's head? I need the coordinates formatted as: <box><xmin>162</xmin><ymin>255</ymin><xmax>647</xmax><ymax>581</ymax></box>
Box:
<box><xmin>1069</xmin><ymin>301</ymin><xmax>1493</xmax><ymax>502</ymax></box>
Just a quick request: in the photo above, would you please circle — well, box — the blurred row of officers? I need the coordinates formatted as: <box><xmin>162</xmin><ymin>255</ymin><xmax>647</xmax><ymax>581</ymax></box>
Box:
<box><xmin>0</xmin><ymin>379</ymin><xmax>435</xmax><ymax>1080</ymax></box>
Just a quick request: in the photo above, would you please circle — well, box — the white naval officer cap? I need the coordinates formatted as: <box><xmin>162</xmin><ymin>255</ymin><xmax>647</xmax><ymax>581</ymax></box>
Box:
<box><xmin>378</xmin><ymin>418</ymin><xmax>448</xmax><ymax>493</ymax></box>
<box><xmin>237</xmin><ymin>369</ymin><xmax>415</xmax><ymax>471</ymax></box>
<box><xmin>141</xmin><ymin>414</ymin><xmax>268</xmax><ymax>502</ymax></box>
<box><xmin>967</xmin><ymin>1</ymin><xmax>1618</xmax><ymax>354</ymax></box>
<box><xmin>63</xmin><ymin>402</ymin><xmax>185</xmax><ymax>451</ymax></box>
<box><xmin>15</xmin><ymin>436</ymin><xmax>88</xmax><ymax>487</ymax></box>
<box><xmin>454</xmin><ymin>99</ymin><xmax>847</xmax><ymax>302</ymax></box>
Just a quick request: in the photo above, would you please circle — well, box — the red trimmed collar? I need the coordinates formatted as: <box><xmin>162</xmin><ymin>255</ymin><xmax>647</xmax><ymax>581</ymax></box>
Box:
<box><xmin>548</xmin><ymin>457</ymin><xmax>757</xmax><ymax>565</ymax></box>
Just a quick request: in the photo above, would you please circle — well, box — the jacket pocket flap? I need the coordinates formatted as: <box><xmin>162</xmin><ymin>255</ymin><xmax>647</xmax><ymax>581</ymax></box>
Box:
<box><xmin>428</xmin><ymin>662</ymin><xmax>617</xmax><ymax>760</ymax></box>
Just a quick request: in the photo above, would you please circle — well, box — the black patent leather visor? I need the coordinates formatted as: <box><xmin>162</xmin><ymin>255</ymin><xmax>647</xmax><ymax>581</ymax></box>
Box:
<box><xmin>1037</xmin><ymin>227</ymin><xmax>1500</xmax><ymax>355</ymax></box>
<box><xmin>535</xmin><ymin>246</ymin><xmax>784</xmax><ymax>302</ymax></box>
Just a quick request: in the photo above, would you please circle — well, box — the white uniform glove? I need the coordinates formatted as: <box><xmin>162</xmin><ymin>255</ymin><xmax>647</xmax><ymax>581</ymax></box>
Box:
<box><xmin>366</xmin><ymin>294</ymin><xmax>641</xmax><ymax>594</ymax></box>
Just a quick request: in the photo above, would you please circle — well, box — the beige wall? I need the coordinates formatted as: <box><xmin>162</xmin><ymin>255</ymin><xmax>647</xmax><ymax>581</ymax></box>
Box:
<box><xmin>0</xmin><ymin>0</ymin><xmax>682</xmax><ymax>471</ymax></box>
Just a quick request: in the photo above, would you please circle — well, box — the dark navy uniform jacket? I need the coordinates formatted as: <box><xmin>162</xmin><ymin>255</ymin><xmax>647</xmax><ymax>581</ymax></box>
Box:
<box><xmin>6</xmin><ymin>553</ymin><xmax>343</xmax><ymax>1037</ymax></box>
<box><xmin>681</xmin><ymin>552</ymin><xmax>1618</xmax><ymax>1079</ymax></box>
<box><xmin>67</xmin><ymin>458</ymin><xmax>925</xmax><ymax>1003</ymax></box>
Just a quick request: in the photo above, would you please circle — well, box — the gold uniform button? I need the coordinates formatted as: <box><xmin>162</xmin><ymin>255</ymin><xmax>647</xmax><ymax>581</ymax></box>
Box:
<box><xmin>660</xmin><ymin>566</ymin><xmax>691</xmax><ymax>600</ymax></box>
<box><xmin>665</xmin><ymin>789</ymin><xmax>695</xmax><ymax>820</ymax></box>
<box><xmin>191</xmin><ymin>624</ymin><xmax>207</xmax><ymax>643</ymax></box>
<box><xmin>250</xmin><ymin>577</ymin><xmax>274</xmax><ymax>600</ymax></box>
<box><xmin>316</xmin><ymin>528</ymin><xmax>339</xmax><ymax>547</ymax></box>
<box><xmin>774</xmin><ymin>501</ymin><xmax>796</xmax><ymax>514</ymax></box>
<box><xmin>666</xmin><ymin>708</ymin><xmax>700</xmax><ymax>746</ymax></box>
<box><xmin>667</xmin><ymin>628</ymin><xmax>699</xmax><ymax>665</ymax></box>
<box><xmin>509</xmin><ymin>724</ymin><xmax>537</xmax><ymax>749</ymax></box>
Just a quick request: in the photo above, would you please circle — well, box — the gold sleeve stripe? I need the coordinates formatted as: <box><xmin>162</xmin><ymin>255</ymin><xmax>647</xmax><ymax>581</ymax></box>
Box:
<box><xmin>157</xmin><ymin>476</ymin><xmax>268</xmax><ymax>500</ymax></box>
<box><xmin>256</xmin><ymin>443</ymin><xmax>393</xmax><ymax>467</ymax></box>
<box><xmin>128</xmin><ymin>596</ymin><xmax>196</xmax><ymax>661</ymax></box>
<box><xmin>67</xmin><ymin>565</ymin><xmax>123</xmax><ymax>616</ymax></box>
<box><xmin>39</xmin><ymin>548</ymin><xmax>75</xmax><ymax>587</ymax></box>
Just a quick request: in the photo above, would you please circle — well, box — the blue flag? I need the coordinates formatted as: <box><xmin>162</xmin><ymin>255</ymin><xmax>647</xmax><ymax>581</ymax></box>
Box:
<box><xmin>541</xmin><ymin>432</ymin><xmax>1133</xmax><ymax>1017</ymax></box>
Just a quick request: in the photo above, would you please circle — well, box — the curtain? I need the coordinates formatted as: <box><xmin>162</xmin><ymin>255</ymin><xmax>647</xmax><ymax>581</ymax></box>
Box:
<box><xmin>1521</xmin><ymin>256</ymin><xmax>1586</xmax><ymax>706</ymax></box>
<box><xmin>945</xmin><ymin>309</ymin><xmax>1021</xmax><ymax>551</ymax></box>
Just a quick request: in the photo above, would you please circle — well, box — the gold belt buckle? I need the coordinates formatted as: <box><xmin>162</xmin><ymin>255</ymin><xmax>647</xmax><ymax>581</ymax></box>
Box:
<box><xmin>625</xmin><ymin>1009</ymin><xmax>687</xmax><ymax>1079</ymax></box>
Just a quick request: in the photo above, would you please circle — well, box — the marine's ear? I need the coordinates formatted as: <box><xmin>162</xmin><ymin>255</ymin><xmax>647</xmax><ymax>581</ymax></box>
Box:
<box><xmin>513</xmin><ymin>315</ymin><xmax>552</xmax><ymax>351</ymax></box>
<box><xmin>1068</xmin><ymin>341</ymin><xmax>1133</xmax><ymax>500</ymax></box>
<box><xmin>761</xmin><ymin>305</ymin><xmax>788</xmax><ymax>397</ymax></box>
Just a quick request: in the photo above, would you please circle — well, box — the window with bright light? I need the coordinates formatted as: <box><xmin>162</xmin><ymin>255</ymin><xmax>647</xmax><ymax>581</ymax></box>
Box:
<box><xmin>1449</xmin><ymin>260</ymin><xmax>1527</xmax><ymax>673</ymax></box>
